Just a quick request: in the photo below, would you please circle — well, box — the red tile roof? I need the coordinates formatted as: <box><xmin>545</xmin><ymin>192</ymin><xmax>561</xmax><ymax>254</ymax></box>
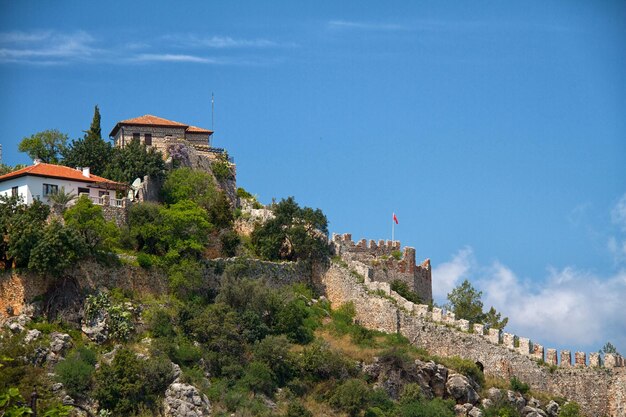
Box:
<box><xmin>187</xmin><ymin>125</ymin><xmax>213</xmax><ymax>133</ymax></box>
<box><xmin>0</xmin><ymin>162</ymin><xmax>125</xmax><ymax>186</ymax></box>
<box><xmin>109</xmin><ymin>114</ymin><xmax>213</xmax><ymax>137</ymax></box>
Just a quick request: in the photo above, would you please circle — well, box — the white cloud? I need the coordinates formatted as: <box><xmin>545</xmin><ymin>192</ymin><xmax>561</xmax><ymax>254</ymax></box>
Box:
<box><xmin>433</xmin><ymin>249</ymin><xmax>626</xmax><ymax>354</ymax></box>
<box><xmin>327</xmin><ymin>20</ymin><xmax>408</xmax><ymax>31</ymax></box>
<box><xmin>133</xmin><ymin>53</ymin><xmax>218</xmax><ymax>64</ymax></box>
<box><xmin>0</xmin><ymin>30</ymin><xmax>99</xmax><ymax>63</ymax></box>
<box><xmin>431</xmin><ymin>246</ymin><xmax>473</xmax><ymax>301</ymax></box>
<box><xmin>161</xmin><ymin>34</ymin><xmax>291</xmax><ymax>49</ymax></box>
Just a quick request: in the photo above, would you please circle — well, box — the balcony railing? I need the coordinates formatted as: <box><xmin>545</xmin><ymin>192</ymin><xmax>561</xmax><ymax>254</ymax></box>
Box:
<box><xmin>78</xmin><ymin>193</ymin><xmax>127</xmax><ymax>208</ymax></box>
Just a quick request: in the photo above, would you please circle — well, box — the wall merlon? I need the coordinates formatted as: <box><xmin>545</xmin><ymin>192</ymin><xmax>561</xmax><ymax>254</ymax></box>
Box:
<box><xmin>518</xmin><ymin>338</ymin><xmax>530</xmax><ymax>356</ymax></box>
<box><xmin>560</xmin><ymin>350</ymin><xmax>572</xmax><ymax>367</ymax></box>
<box><xmin>431</xmin><ymin>307</ymin><xmax>443</xmax><ymax>322</ymax></box>
<box><xmin>575</xmin><ymin>352</ymin><xmax>586</xmax><ymax>367</ymax></box>
<box><xmin>444</xmin><ymin>311</ymin><xmax>456</xmax><ymax>324</ymax></box>
<box><xmin>414</xmin><ymin>304</ymin><xmax>429</xmax><ymax>317</ymax></box>
<box><xmin>457</xmin><ymin>319</ymin><xmax>470</xmax><ymax>332</ymax></box>
<box><xmin>503</xmin><ymin>332</ymin><xmax>515</xmax><ymax>349</ymax></box>
<box><xmin>487</xmin><ymin>328</ymin><xmax>501</xmax><ymax>344</ymax></box>
<box><xmin>589</xmin><ymin>352</ymin><xmax>600</xmax><ymax>367</ymax></box>
<box><xmin>473</xmin><ymin>323</ymin><xmax>485</xmax><ymax>335</ymax></box>
<box><xmin>546</xmin><ymin>349</ymin><xmax>558</xmax><ymax>366</ymax></box>
<box><xmin>605</xmin><ymin>353</ymin><xmax>617</xmax><ymax>368</ymax></box>
<box><xmin>532</xmin><ymin>343</ymin><xmax>544</xmax><ymax>361</ymax></box>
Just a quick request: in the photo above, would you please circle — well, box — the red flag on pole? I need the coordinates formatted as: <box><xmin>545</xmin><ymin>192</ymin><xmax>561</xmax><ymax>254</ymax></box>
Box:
<box><xmin>393</xmin><ymin>213</ymin><xmax>399</xmax><ymax>224</ymax></box>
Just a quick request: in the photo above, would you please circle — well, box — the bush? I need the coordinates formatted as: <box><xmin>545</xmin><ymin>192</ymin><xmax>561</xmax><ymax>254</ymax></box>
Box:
<box><xmin>55</xmin><ymin>347</ymin><xmax>96</xmax><ymax>398</ymax></box>
<box><xmin>329</xmin><ymin>378</ymin><xmax>371</xmax><ymax>417</ymax></box>
<box><xmin>136</xmin><ymin>252</ymin><xmax>153</xmax><ymax>268</ymax></box>
<box><xmin>220</xmin><ymin>230</ymin><xmax>240</xmax><ymax>257</ymax></box>
<box><xmin>391</xmin><ymin>280</ymin><xmax>422</xmax><ymax>304</ymax></box>
<box><xmin>253</xmin><ymin>335</ymin><xmax>296</xmax><ymax>386</ymax></box>
<box><xmin>483</xmin><ymin>402</ymin><xmax>521</xmax><ymax>417</ymax></box>
<box><xmin>396</xmin><ymin>398</ymin><xmax>456</xmax><ymax>417</ymax></box>
<box><xmin>241</xmin><ymin>361</ymin><xmax>277</xmax><ymax>396</ymax></box>
<box><xmin>559</xmin><ymin>402</ymin><xmax>582</xmax><ymax>417</ymax></box>
<box><xmin>509</xmin><ymin>376</ymin><xmax>530</xmax><ymax>395</ymax></box>
<box><xmin>64</xmin><ymin>196</ymin><xmax>119</xmax><ymax>253</ymax></box>
<box><xmin>94</xmin><ymin>349</ymin><xmax>174</xmax><ymax>415</ymax></box>
<box><xmin>298</xmin><ymin>340</ymin><xmax>355</xmax><ymax>381</ymax></box>
<box><xmin>285</xmin><ymin>400</ymin><xmax>313</xmax><ymax>417</ymax></box>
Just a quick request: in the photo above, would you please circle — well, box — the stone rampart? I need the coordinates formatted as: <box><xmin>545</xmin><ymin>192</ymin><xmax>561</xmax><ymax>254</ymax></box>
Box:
<box><xmin>316</xmin><ymin>261</ymin><xmax>626</xmax><ymax>417</ymax></box>
<box><xmin>331</xmin><ymin>233</ymin><xmax>432</xmax><ymax>303</ymax></box>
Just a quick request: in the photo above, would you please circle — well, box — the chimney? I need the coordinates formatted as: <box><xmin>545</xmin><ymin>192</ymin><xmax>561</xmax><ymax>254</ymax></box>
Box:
<box><xmin>33</xmin><ymin>158</ymin><xmax>41</xmax><ymax>165</ymax></box>
<box><xmin>82</xmin><ymin>167</ymin><xmax>90</xmax><ymax>177</ymax></box>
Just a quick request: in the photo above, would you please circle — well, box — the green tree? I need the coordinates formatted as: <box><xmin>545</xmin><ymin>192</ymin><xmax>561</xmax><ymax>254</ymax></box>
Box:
<box><xmin>251</xmin><ymin>196</ymin><xmax>329</xmax><ymax>261</ymax></box>
<box><xmin>446</xmin><ymin>280</ymin><xmax>508</xmax><ymax>329</ymax></box>
<box><xmin>128</xmin><ymin>202</ymin><xmax>164</xmax><ymax>254</ymax></box>
<box><xmin>28</xmin><ymin>220</ymin><xmax>85</xmax><ymax>275</ymax></box>
<box><xmin>103</xmin><ymin>138</ymin><xmax>164</xmax><ymax>184</ymax></box>
<box><xmin>161</xmin><ymin>200</ymin><xmax>213</xmax><ymax>259</ymax></box>
<box><xmin>161</xmin><ymin>167</ymin><xmax>218</xmax><ymax>209</ymax></box>
<box><xmin>1</xmin><ymin>197</ymin><xmax>49</xmax><ymax>268</ymax></box>
<box><xmin>63</xmin><ymin>105</ymin><xmax>112</xmax><ymax>176</ymax></box>
<box><xmin>600</xmin><ymin>341</ymin><xmax>619</xmax><ymax>355</ymax></box>
<box><xmin>329</xmin><ymin>378</ymin><xmax>371</xmax><ymax>417</ymax></box>
<box><xmin>446</xmin><ymin>280</ymin><xmax>484</xmax><ymax>324</ymax></box>
<box><xmin>63</xmin><ymin>196</ymin><xmax>119</xmax><ymax>252</ymax></box>
<box><xmin>483</xmin><ymin>306</ymin><xmax>508</xmax><ymax>330</ymax></box>
<box><xmin>18</xmin><ymin>129</ymin><xmax>67</xmax><ymax>163</ymax></box>
<box><xmin>0</xmin><ymin>164</ymin><xmax>26</xmax><ymax>176</ymax></box>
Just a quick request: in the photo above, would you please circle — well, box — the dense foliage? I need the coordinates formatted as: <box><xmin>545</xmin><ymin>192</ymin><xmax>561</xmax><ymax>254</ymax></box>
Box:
<box><xmin>446</xmin><ymin>279</ymin><xmax>508</xmax><ymax>329</ymax></box>
<box><xmin>18</xmin><ymin>129</ymin><xmax>67</xmax><ymax>163</ymax></box>
<box><xmin>251</xmin><ymin>197</ymin><xmax>329</xmax><ymax>261</ymax></box>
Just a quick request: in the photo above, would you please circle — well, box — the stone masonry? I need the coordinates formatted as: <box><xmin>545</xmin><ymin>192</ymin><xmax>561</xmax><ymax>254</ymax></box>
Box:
<box><xmin>331</xmin><ymin>233</ymin><xmax>432</xmax><ymax>303</ymax></box>
<box><xmin>317</xmin><ymin>255</ymin><xmax>626</xmax><ymax>417</ymax></box>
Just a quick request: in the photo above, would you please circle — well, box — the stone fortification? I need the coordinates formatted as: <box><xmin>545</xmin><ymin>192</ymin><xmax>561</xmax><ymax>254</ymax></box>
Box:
<box><xmin>331</xmin><ymin>233</ymin><xmax>432</xmax><ymax>303</ymax></box>
<box><xmin>316</xmin><ymin>261</ymin><xmax>626</xmax><ymax>417</ymax></box>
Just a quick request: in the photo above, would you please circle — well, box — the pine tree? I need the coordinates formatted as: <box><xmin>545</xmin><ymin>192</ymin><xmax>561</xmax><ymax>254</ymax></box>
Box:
<box><xmin>63</xmin><ymin>105</ymin><xmax>112</xmax><ymax>175</ymax></box>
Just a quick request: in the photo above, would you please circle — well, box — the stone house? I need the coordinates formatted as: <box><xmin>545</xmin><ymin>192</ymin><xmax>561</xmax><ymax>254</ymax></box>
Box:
<box><xmin>109</xmin><ymin>114</ymin><xmax>216</xmax><ymax>156</ymax></box>
<box><xmin>0</xmin><ymin>161</ymin><xmax>127</xmax><ymax>208</ymax></box>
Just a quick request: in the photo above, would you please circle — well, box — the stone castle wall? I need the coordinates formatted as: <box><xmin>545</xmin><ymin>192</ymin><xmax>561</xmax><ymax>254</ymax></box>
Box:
<box><xmin>331</xmin><ymin>233</ymin><xmax>432</xmax><ymax>303</ymax></box>
<box><xmin>315</xmin><ymin>261</ymin><xmax>625</xmax><ymax>417</ymax></box>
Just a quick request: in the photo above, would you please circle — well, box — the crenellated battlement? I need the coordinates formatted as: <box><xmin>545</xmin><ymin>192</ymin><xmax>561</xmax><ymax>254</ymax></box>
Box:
<box><xmin>331</xmin><ymin>233</ymin><xmax>432</xmax><ymax>303</ymax></box>
<box><xmin>330</xmin><ymin>232</ymin><xmax>623</xmax><ymax>370</ymax></box>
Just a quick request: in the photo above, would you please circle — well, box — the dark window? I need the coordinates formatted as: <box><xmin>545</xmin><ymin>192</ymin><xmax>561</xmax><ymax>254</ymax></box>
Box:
<box><xmin>11</xmin><ymin>186</ymin><xmax>18</xmax><ymax>197</ymax></box>
<box><xmin>145</xmin><ymin>133</ymin><xmax>152</xmax><ymax>146</ymax></box>
<box><xmin>99</xmin><ymin>190</ymin><xmax>108</xmax><ymax>197</ymax></box>
<box><xmin>43</xmin><ymin>183</ymin><xmax>58</xmax><ymax>196</ymax></box>
<box><xmin>78</xmin><ymin>187</ymin><xmax>89</xmax><ymax>195</ymax></box>
<box><xmin>133</xmin><ymin>133</ymin><xmax>140</xmax><ymax>142</ymax></box>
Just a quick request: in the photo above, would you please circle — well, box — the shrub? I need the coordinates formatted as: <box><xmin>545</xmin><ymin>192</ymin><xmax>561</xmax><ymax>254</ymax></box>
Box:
<box><xmin>391</xmin><ymin>250</ymin><xmax>402</xmax><ymax>260</ymax></box>
<box><xmin>298</xmin><ymin>340</ymin><xmax>355</xmax><ymax>381</ymax></box>
<box><xmin>94</xmin><ymin>349</ymin><xmax>174</xmax><ymax>415</ymax></box>
<box><xmin>436</xmin><ymin>356</ymin><xmax>484</xmax><ymax>386</ymax></box>
<box><xmin>64</xmin><ymin>196</ymin><xmax>119</xmax><ymax>253</ymax></box>
<box><xmin>220</xmin><ymin>230</ymin><xmax>240</xmax><ymax>257</ymax></box>
<box><xmin>509</xmin><ymin>376</ymin><xmax>530</xmax><ymax>395</ymax></box>
<box><xmin>55</xmin><ymin>347</ymin><xmax>96</xmax><ymax>398</ymax></box>
<box><xmin>396</xmin><ymin>398</ymin><xmax>456</xmax><ymax>417</ymax></box>
<box><xmin>136</xmin><ymin>252</ymin><xmax>153</xmax><ymax>268</ymax></box>
<box><xmin>329</xmin><ymin>378</ymin><xmax>371</xmax><ymax>417</ymax></box>
<box><xmin>482</xmin><ymin>402</ymin><xmax>521</xmax><ymax>417</ymax></box>
<box><xmin>391</xmin><ymin>280</ymin><xmax>422</xmax><ymax>304</ymax></box>
<box><xmin>285</xmin><ymin>400</ymin><xmax>313</xmax><ymax>417</ymax></box>
<box><xmin>253</xmin><ymin>335</ymin><xmax>295</xmax><ymax>386</ymax></box>
<box><xmin>559</xmin><ymin>402</ymin><xmax>582</xmax><ymax>417</ymax></box>
<box><xmin>241</xmin><ymin>361</ymin><xmax>277</xmax><ymax>396</ymax></box>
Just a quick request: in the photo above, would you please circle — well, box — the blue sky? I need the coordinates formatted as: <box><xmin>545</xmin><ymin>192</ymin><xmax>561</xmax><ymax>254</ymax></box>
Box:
<box><xmin>1</xmin><ymin>1</ymin><xmax>625</xmax><ymax>356</ymax></box>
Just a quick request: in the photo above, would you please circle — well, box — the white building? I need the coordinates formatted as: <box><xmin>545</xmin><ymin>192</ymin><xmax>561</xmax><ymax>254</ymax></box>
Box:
<box><xmin>0</xmin><ymin>161</ymin><xmax>126</xmax><ymax>206</ymax></box>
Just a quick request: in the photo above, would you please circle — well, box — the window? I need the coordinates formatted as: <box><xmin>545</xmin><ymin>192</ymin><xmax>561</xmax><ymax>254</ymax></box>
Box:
<box><xmin>11</xmin><ymin>186</ymin><xmax>18</xmax><ymax>197</ymax></box>
<box><xmin>78</xmin><ymin>187</ymin><xmax>89</xmax><ymax>196</ymax></box>
<box><xmin>43</xmin><ymin>183</ymin><xmax>58</xmax><ymax>196</ymax></box>
<box><xmin>133</xmin><ymin>133</ymin><xmax>140</xmax><ymax>142</ymax></box>
<box><xmin>99</xmin><ymin>190</ymin><xmax>108</xmax><ymax>197</ymax></box>
<box><xmin>144</xmin><ymin>133</ymin><xmax>152</xmax><ymax>146</ymax></box>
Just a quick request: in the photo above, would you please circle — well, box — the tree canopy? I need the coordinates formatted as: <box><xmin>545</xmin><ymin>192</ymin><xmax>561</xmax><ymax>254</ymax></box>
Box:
<box><xmin>63</xmin><ymin>105</ymin><xmax>113</xmax><ymax>176</ymax></box>
<box><xmin>446</xmin><ymin>279</ymin><xmax>508</xmax><ymax>329</ymax></box>
<box><xmin>103</xmin><ymin>138</ymin><xmax>165</xmax><ymax>183</ymax></box>
<box><xmin>18</xmin><ymin>129</ymin><xmax>67</xmax><ymax>163</ymax></box>
<box><xmin>251</xmin><ymin>196</ymin><xmax>329</xmax><ymax>261</ymax></box>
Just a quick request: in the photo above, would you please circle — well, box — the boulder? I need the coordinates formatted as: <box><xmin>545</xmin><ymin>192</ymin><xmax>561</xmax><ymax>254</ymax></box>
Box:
<box><xmin>49</xmin><ymin>332</ymin><xmax>72</xmax><ymax>354</ymax></box>
<box><xmin>468</xmin><ymin>406</ymin><xmax>484</xmax><ymax>417</ymax></box>
<box><xmin>446</xmin><ymin>373</ymin><xmax>480</xmax><ymax>404</ymax></box>
<box><xmin>24</xmin><ymin>329</ymin><xmax>42</xmax><ymax>343</ymax></box>
<box><xmin>506</xmin><ymin>390</ymin><xmax>527</xmax><ymax>411</ymax></box>
<box><xmin>163</xmin><ymin>382</ymin><xmax>211</xmax><ymax>417</ymax></box>
<box><xmin>545</xmin><ymin>400</ymin><xmax>560</xmax><ymax>417</ymax></box>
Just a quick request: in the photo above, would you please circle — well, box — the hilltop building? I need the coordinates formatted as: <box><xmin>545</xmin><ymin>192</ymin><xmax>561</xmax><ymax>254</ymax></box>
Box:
<box><xmin>109</xmin><ymin>115</ymin><xmax>218</xmax><ymax>156</ymax></box>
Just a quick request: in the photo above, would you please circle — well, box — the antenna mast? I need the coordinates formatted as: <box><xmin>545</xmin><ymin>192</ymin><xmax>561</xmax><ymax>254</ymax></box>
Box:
<box><xmin>211</xmin><ymin>92</ymin><xmax>214</xmax><ymax>132</ymax></box>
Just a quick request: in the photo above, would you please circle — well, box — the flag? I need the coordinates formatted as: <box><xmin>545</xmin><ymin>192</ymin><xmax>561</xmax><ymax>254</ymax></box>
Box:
<box><xmin>393</xmin><ymin>213</ymin><xmax>398</xmax><ymax>224</ymax></box>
